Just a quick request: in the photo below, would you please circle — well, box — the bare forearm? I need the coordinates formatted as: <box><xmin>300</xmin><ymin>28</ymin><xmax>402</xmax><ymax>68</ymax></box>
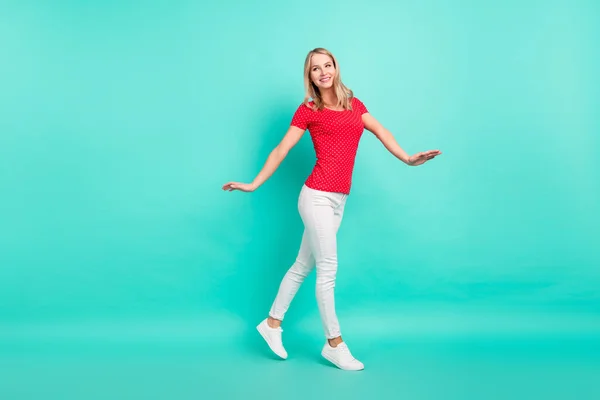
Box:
<box><xmin>378</xmin><ymin>129</ymin><xmax>410</xmax><ymax>164</ymax></box>
<box><xmin>251</xmin><ymin>146</ymin><xmax>287</xmax><ymax>189</ymax></box>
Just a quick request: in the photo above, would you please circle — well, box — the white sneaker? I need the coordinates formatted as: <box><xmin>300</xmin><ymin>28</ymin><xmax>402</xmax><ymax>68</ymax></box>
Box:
<box><xmin>321</xmin><ymin>342</ymin><xmax>364</xmax><ymax>371</ymax></box>
<box><xmin>256</xmin><ymin>318</ymin><xmax>288</xmax><ymax>359</ymax></box>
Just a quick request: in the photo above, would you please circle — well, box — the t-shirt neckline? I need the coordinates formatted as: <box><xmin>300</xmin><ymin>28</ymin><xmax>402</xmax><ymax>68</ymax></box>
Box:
<box><xmin>324</xmin><ymin>106</ymin><xmax>347</xmax><ymax>112</ymax></box>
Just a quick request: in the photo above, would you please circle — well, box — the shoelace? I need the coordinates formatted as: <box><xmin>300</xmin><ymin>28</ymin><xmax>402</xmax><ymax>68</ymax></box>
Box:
<box><xmin>338</xmin><ymin>344</ymin><xmax>356</xmax><ymax>360</ymax></box>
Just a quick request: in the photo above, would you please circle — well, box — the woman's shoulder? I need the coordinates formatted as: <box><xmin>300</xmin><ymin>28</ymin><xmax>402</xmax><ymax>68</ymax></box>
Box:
<box><xmin>296</xmin><ymin>100</ymin><xmax>316</xmax><ymax>112</ymax></box>
<box><xmin>350</xmin><ymin>96</ymin><xmax>368</xmax><ymax>113</ymax></box>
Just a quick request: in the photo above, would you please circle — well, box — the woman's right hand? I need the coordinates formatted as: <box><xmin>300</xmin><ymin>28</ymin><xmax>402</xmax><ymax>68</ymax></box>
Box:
<box><xmin>222</xmin><ymin>182</ymin><xmax>257</xmax><ymax>192</ymax></box>
<box><xmin>222</xmin><ymin>126</ymin><xmax>304</xmax><ymax>194</ymax></box>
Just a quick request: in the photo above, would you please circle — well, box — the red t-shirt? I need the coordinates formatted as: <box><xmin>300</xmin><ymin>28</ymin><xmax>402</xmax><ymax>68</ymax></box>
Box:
<box><xmin>290</xmin><ymin>96</ymin><xmax>369</xmax><ymax>194</ymax></box>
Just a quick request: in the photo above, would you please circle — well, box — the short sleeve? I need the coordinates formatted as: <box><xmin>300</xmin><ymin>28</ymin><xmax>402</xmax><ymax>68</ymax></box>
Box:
<box><xmin>352</xmin><ymin>97</ymin><xmax>369</xmax><ymax>115</ymax></box>
<box><xmin>290</xmin><ymin>103</ymin><xmax>312</xmax><ymax>130</ymax></box>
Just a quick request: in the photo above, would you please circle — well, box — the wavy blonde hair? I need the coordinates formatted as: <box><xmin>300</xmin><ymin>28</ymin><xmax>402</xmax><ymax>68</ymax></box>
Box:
<box><xmin>303</xmin><ymin>47</ymin><xmax>354</xmax><ymax>111</ymax></box>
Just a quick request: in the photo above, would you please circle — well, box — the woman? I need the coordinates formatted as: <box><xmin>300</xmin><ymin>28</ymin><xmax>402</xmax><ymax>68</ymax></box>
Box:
<box><xmin>222</xmin><ymin>47</ymin><xmax>441</xmax><ymax>371</ymax></box>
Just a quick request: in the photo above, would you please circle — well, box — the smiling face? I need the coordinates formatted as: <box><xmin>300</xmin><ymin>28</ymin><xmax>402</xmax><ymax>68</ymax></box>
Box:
<box><xmin>309</xmin><ymin>53</ymin><xmax>336</xmax><ymax>91</ymax></box>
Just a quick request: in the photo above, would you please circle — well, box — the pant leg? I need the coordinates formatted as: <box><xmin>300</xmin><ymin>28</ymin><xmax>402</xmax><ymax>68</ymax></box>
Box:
<box><xmin>298</xmin><ymin>186</ymin><xmax>347</xmax><ymax>339</ymax></box>
<box><xmin>268</xmin><ymin>228</ymin><xmax>315</xmax><ymax>321</ymax></box>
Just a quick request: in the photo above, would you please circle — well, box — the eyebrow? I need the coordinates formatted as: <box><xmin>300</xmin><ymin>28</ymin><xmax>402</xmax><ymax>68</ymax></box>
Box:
<box><xmin>311</xmin><ymin>62</ymin><xmax>333</xmax><ymax>68</ymax></box>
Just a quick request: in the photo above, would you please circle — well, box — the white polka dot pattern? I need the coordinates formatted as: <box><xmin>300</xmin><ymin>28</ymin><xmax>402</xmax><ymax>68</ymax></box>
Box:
<box><xmin>291</xmin><ymin>97</ymin><xmax>369</xmax><ymax>195</ymax></box>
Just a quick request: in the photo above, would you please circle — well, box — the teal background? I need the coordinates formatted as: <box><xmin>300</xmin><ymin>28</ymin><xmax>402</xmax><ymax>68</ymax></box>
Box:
<box><xmin>1</xmin><ymin>0</ymin><xmax>599</xmax><ymax>399</ymax></box>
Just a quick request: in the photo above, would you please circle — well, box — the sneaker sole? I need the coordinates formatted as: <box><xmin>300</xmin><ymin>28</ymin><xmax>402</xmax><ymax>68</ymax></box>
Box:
<box><xmin>321</xmin><ymin>351</ymin><xmax>364</xmax><ymax>371</ymax></box>
<box><xmin>256</xmin><ymin>323</ymin><xmax>287</xmax><ymax>360</ymax></box>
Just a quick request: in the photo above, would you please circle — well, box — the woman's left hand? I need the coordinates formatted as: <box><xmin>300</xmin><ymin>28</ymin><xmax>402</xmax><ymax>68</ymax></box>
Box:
<box><xmin>407</xmin><ymin>150</ymin><xmax>442</xmax><ymax>166</ymax></box>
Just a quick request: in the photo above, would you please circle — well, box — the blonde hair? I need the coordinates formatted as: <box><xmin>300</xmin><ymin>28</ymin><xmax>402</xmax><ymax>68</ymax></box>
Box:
<box><xmin>303</xmin><ymin>47</ymin><xmax>354</xmax><ymax>111</ymax></box>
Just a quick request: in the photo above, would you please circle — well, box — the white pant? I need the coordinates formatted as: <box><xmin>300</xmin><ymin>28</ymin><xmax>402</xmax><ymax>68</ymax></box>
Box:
<box><xmin>269</xmin><ymin>184</ymin><xmax>348</xmax><ymax>339</ymax></box>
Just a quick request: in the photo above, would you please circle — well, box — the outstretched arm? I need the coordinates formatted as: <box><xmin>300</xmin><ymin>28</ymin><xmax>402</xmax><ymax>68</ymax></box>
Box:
<box><xmin>362</xmin><ymin>113</ymin><xmax>441</xmax><ymax>166</ymax></box>
<box><xmin>222</xmin><ymin>125</ymin><xmax>306</xmax><ymax>192</ymax></box>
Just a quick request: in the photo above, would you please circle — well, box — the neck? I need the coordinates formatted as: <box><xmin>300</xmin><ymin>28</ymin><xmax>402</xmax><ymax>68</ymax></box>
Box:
<box><xmin>320</xmin><ymin>88</ymin><xmax>337</xmax><ymax>107</ymax></box>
